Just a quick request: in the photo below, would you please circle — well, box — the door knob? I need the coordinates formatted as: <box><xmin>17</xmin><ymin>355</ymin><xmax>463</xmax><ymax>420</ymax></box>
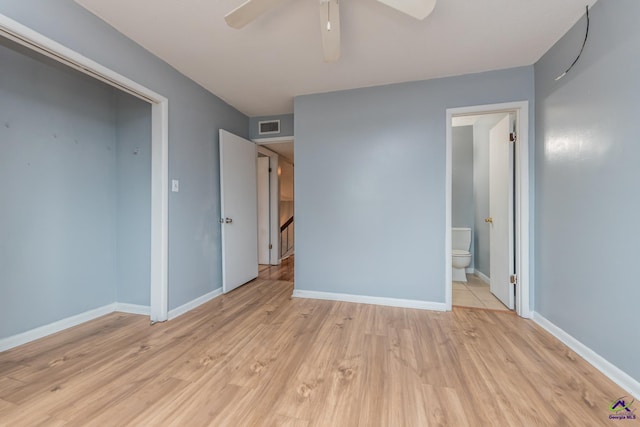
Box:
<box><xmin>484</xmin><ymin>217</ymin><xmax>493</xmax><ymax>224</ymax></box>
<box><xmin>225</xmin><ymin>218</ymin><xmax>233</xmax><ymax>224</ymax></box>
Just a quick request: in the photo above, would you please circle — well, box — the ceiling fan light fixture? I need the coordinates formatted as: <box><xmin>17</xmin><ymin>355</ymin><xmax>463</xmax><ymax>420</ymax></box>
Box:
<box><xmin>320</xmin><ymin>0</ymin><xmax>340</xmax><ymax>62</ymax></box>
<box><xmin>225</xmin><ymin>0</ymin><xmax>435</xmax><ymax>62</ymax></box>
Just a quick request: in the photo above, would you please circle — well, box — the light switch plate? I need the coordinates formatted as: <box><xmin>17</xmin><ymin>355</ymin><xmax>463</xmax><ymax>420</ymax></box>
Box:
<box><xmin>172</xmin><ymin>179</ymin><xmax>179</xmax><ymax>192</ymax></box>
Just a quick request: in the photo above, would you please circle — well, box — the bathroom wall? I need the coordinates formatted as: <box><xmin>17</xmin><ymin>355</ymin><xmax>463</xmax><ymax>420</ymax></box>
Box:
<box><xmin>535</xmin><ymin>0</ymin><xmax>640</xmax><ymax>383</ymax></box>
<box><xmin>471</xmin><ymin>122</ymin><xmax>490</xmax><ymax>278</ymax></box>
<box><xmin>452</xmin><ymin>125</ymin><xmax>474</xmax><ymax>269</ymax></box>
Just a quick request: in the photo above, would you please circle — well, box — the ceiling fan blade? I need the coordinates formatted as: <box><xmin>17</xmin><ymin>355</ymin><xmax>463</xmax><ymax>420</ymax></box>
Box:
<box><xmin>376</xmin><ymin>0</ymin><xmax>436</xmax><ymax>20</ymax></box>
<box><xmin>319</xmin><ymin>0</ymin><xmax>341</xmax><ymax>62</ymax></box>
<box><xmin>225</xmin><ymin>0</ymin><xmax>290</xmax><ymax>29</ymax></box>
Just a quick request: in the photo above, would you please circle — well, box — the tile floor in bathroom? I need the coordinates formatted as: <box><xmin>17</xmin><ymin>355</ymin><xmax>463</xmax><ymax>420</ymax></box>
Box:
<box><xmin>453</xmin><ymin>274</ymin><xmax>510</xmax><ymax>311</ymax></box>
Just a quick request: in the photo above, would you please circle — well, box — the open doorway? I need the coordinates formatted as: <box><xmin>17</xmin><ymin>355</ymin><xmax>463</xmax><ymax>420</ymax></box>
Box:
<box><xmin>256</xmin><ymin>140</ymin><xmax>294</xmax><ymax>263</ymax></box>
<box><xmin>446</xmin><ymin>102</ymin><xmax>531</xmax><ymax>318</ymax></box>
<box><xmin>218</xmin><ymin>134</ymin><xmax>294</xmax><ymax>293</ymax></box>
<box><xmin>451</xmin><ymin>112</ymin><xmax>515</xmax><ymax>311</ymax></box>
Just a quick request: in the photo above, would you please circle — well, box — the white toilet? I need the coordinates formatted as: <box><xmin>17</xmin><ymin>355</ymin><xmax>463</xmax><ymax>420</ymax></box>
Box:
<box><xmin>452</xmin><ymin>227</ymin><xmax>472</xmax><ymax>282</ymax></box>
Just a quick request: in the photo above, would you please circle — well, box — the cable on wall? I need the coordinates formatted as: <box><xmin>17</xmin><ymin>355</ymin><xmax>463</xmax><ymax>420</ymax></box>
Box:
<box><xmin>555</xmin><ymin>5</ymin><xmax>590</xmax><ymax>81</ymax></box>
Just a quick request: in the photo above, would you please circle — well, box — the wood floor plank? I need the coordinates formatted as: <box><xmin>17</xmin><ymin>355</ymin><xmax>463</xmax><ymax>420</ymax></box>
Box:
<box><xmin>357</xmin><ymin>333</ymin><xmax>389</xmax><ymax>426</ymax></box>
<box><xmin>309</xmin><ymin>303</ymin><xmax>368</xmax><ymax>427</ymax></box>
<box><xmin>421</xmin><ymin>384</ymin><xmax>470</xmax><ymax>427</ymax></box>
<box><xmin>0</xmin><ymin>398</ymin><xmax>16</xmax><ymax>417</ymax></box>
<box><xmin>269</xmin><ymin>301</ymin><xmax>355</xmax><ymax>424</ymax></box>
<box><xmin>1</xmin><ymin>257</ymin><xmax>637</xmax><ymax>426</ymax></box>
<box><xmin>231</xmin><ymin>302</ymin><xmax>336</xmax><ymax>426</ymax></box>
<box><xmin>386</xmin><ymin>327</ymin><xmax>430</xmax><ymax>426</ymax></box>
<box><xmin>271</xmin><ymin>414</ymin><xmax>309</xmax><ymax>427</ymax></box>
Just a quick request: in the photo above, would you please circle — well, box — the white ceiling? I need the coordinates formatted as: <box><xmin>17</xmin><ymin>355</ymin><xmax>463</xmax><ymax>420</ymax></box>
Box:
<box><xmin>75</xmin><ymin>0</ymin><xmax>596</xmax><ymax>117</ymax></box>
<box><xmin>262</xmin><ymin>140</ymin><xmax>294</xmax><ymax>163</ymax></box>
<box><xmin>452</xmin><ymin>116</ymin><xmax>478</xmax><ymax>127</ymax></box>
<box><xmin>453</xmin><ymin>113</ymin><xmax>507</xmax><ymax>128</ymax></box>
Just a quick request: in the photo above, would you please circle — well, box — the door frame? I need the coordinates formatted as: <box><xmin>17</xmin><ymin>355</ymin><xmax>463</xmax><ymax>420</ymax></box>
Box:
<box><xmin>0</xmin><ymin>13</ymin><xmax>170</xmax><ymax>322</ymax></box>
<box><xmin>445</xmin><ymin>101</ymin><xmax>531</xmax><ymax>318</ymax></box>
<box><xmin>256</xmin><ymin>155</ymin><xmax>271</xmax><ymax>264</ymax></box>
<box><xmin>257</xmin><ymin>145</ymin><xmax>281</xmax><ymax>264</ymax></box>
<box><xmin>252</xmin><ymin>145</ymin><xmax>293</xmax><ymax>265</ymax></box>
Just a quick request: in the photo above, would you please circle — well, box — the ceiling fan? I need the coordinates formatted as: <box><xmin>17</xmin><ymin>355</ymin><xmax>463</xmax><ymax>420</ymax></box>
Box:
<box><xmin>224</xmin><ymin>0</ymin><xmax>437</xmax><ymax>62</ymax></box>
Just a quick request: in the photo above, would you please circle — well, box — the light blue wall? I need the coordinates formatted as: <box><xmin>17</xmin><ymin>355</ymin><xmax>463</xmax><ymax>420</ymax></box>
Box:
<box><xmin>452</xmin><ymin>126</ymin><xmax>474</xmax><ymax>268</ymax></box>
<box><xmin>0</xmin><ymin>0</ymin><xmax>248</xmax><ymax>319</ymax></box>
<box><xmin>249</xmin><ymin>114</ymin><xmax>294</xmax><ymax>140</ymax></box>
<box><xmin>535</xmin><ymin>0</ymin><xmax>640</xmax><ymax>382</ymax></box>
<box><xmin>294</xmin><ymin>67</ymin><xmax>534</xmax><ymax>302</ymax></box>
<box><xmin>0</xmin><ymin>40</ymin><xmax>118</xmax><ymax>337</ymax></box>
<box><xmin>115</xmin><ymin>92</ymin><xmax>151</xmax><ymax>306</ymax></box>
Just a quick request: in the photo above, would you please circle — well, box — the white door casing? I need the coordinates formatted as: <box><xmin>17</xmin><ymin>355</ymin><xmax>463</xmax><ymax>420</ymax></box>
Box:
<box><xmin>445</xmin><ymin>101</ymin><xmax>530</xmax><ymax>318</ymax></box>
<box><xmin>488</xmin><ymin>115</ymin><xmax>515</xmax><ymax>309</ymax></box>
<box><xmin>220</xmin><ymin>130</ymin><xmax>259</xmax><ymax>293</ymax></box>
<box><xmin>256</xmin><ymin>145</ymin><xmax>281</xmax><ymax>265</ymax></box>
<box><xmin>257</xmin><ymin>156</ymin><xmax>270</xmax><ymax>264</ymax></box>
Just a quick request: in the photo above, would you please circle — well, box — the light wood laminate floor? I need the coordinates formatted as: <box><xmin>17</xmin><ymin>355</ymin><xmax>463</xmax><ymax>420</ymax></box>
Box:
<box><xmin>0</xmin><ymin>257</ymin><xmax>636</xmax><ymax>426</ymax></box>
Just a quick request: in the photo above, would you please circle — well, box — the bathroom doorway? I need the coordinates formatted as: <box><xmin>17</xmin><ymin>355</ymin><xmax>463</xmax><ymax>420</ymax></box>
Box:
<box><xmin>451</xmin><ymin>113</ymin><xmax>512</xmax><ymax>311</ymax></box>
<box><xmin>445</xmin><ymin>102</ymin><xmax>531</xmax><ymax>318</ymax></box>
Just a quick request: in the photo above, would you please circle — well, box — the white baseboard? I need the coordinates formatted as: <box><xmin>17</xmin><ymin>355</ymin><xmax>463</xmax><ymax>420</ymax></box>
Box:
<box><xmin>475</xmin><ymin>270</ymin><xmax>490</xmax><ymax>285</ymax></box>
<box><xmin>292</xmin><ymin>290</ymin><xmax>447</xmax><ymax>311</ymax></box>
<box><xmin>168</xmin><ymin>288</ymin><xmax>223</xmax><ymax>320</ymax></box>
<box><xmin>533</xmin><ymin>312</ymin><xmax>640</xmax><ymax>400</ymax></box>
<box><xmin>0</xmin><ymin>303</ymin><xmax>116</xmax><ymax>353</ymax></box>
<box><xmin>114</xmin><ymin>303</ymin><xmax>150</xmax><ymax>316</ymax></box>
<box><xmin>0</xmin><ymin>288</ymin><xmax>225</xmax><ymax>353</ymax></box>
<box><xmin>465</xmin><ymin>267</ymin><xmax>474</xmax><ymax>274</ymax></box>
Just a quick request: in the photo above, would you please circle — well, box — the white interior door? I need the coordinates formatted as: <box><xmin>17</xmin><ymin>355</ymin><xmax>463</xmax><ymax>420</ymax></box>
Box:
<box><xmin>257</xmin><ymin>156</ymin><xmax>270</xmax><ymax>264</ymax></box>
<box><xmin>489</xmin><ymin>115</ymin><xmax>515</xmax><ymax>309</ymax></box>
<box><xmin>220</xmin><ymin>130</ymin><xmax>259</xmax><ymax>293</ymax></box>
